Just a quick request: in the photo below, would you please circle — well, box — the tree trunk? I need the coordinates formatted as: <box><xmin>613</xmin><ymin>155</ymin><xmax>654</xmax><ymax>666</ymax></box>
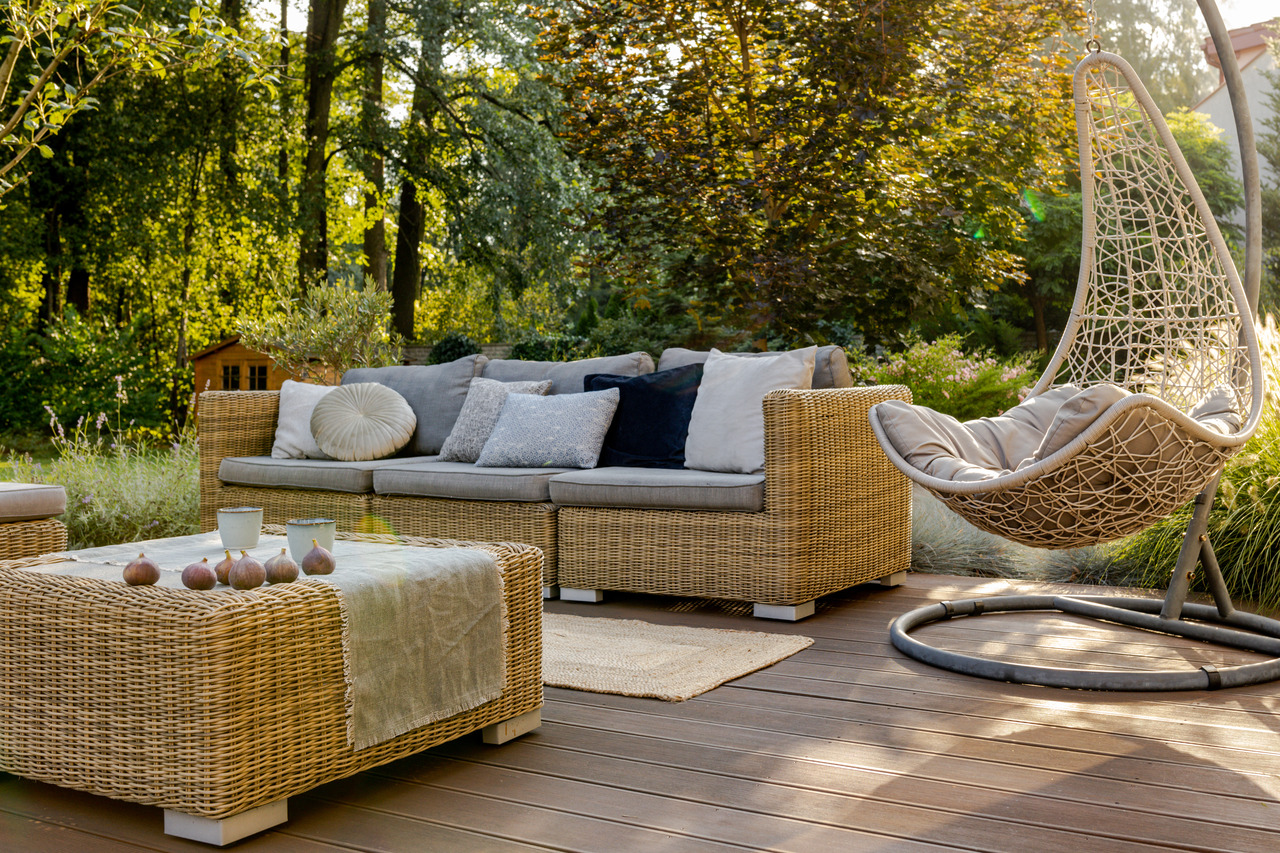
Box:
<box><xmin>66</xmin><ymin>267</ymin><xmax>89</xmax><ymax>314</ymax></box>
<box><xmin>362</xmin><ymin>0</ymin><xmax>387</xmax><ymax>290</ymax></box>
<box><xmin>37</xmin><ymin>208</ymin><xmax>61</xmax><ymax>327</ymax></box>
<box><xmin>391</xmin><ymin>180</ymin><xmax>423</xmax><ymax>338</ymax></box>
<box><xmin>218</xmin><ymin>0</ymin><xmax>244</xmax><ymax>188</ymax></box>
<box><xmin>389</xmin><ymin>36</ymin><xmax>442</xmax><ymax>338</ymax></box>
<box><xmin>1031</xmin><ymin>293</ymin><xmax>1048</xmax><ymax>353</ymax></box>
<box><xmin>298</xmin><ymin>0</ymin><xmax>348</xmax><ymax>290</ymax></box>
<box><xmin>175</xmin><ymin>150</ymin><xmax>207</xmax><ymax>421</ymax></box>
<box><xmin>278</xmin><ymin>0</ymin><xmax>290</xmax><ymax>192</ymax></box>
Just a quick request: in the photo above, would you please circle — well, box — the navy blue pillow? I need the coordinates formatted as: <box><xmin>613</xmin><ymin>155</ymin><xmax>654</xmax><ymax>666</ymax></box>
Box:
<box><xmin>585</xmin><ymin>364</ymin><xmax>704</xmax><ymax>468</ymax></box>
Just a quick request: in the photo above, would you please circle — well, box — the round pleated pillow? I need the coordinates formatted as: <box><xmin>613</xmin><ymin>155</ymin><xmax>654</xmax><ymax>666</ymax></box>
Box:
<box><xmin>310</xmin><ymin>382</ymin><xmax>417</xmax><ymax>461</ymax></box>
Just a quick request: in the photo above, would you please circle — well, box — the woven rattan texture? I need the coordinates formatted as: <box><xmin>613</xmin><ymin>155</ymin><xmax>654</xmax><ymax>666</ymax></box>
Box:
<box><xmin>372</xmin><ymin>495</ymin><xmax>558</xmax><ymax>586</ymax></box>
<box><xmin>0</xmin><ymin>532</ymin><xmax>543</xmax><ymax>819</ymax></box>
<box><xmin>905</xmin><ymin>53</ymin><xmax>1261</xmax><ymax>548</ymax></box>
<box><xmin>937</xmin><ymin>405</ymin><xmax>1233</xmax><ymax>547</ymax></box>
<box><xmin>559</xmin><ymin>387</ymin><xmax>913</xmax><ymax>606</ymax></box>
<box><xmin>1046</xmin><ymin>58</ymin><xmax>1251</xmax><ymax>414</ymax></box>
<box><xmin>0</xmin><ymin>518</ymin><xmax>66</xmax><ymax>559</ymax></box>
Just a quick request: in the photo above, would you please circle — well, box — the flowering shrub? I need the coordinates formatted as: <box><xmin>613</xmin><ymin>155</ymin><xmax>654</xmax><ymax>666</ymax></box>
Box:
<box><xmin>854</xmin><ymin>334</ymin><xmax>1034</xmax><ymax>421</ymax></box>
<box><xmin>7</xmin><ymin>388</ymin><xmax>198</xmax><ymax>549</ymax></box>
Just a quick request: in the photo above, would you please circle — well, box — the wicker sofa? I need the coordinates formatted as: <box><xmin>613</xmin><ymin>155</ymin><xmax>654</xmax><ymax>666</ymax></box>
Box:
<box><xmin>199</xmin><ymin>351</ymin><xmax>911</xmax><ymax>620</ymax></box>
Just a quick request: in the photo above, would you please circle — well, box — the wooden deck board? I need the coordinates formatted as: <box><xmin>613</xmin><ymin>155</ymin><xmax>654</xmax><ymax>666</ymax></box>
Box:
<box><xmin>3</xmin><ymin>573</ymin><xmax>1280</xmax><ymax>852</ymax></box>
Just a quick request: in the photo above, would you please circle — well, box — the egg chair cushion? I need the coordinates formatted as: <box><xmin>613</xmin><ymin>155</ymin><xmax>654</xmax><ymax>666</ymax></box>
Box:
<box><xmin>874</xmin><ymin>383</ymin><xmax>1242</xmax><ymax>485</ymax></box>
<box><xmin>310</xmin><ymin>382</ymin><xmax>417</xmax><ymax>462</ymax></box>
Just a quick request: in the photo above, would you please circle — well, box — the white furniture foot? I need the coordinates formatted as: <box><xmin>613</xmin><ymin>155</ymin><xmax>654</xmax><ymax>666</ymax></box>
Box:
<box><xmin>753</xmin><ymin>600</ymin><xmax>816</xmax><ymax>621</ymax></box>
<box><xmin>543</xmin><ymin>585</ymin><xmax>559</xmax><ymax>599</ymax></box>
<box><xmin>877</xmin><ymin>570</ymin><xmax>907</xmax><ymax>587</ymax></box>
<box><xmin>482</xmin><ymin>708</ymin><xmax>542</xmax><ymax>745</ymax></box>
<box><xmin>560</xmin><ymin>587</ymin><xmax>604</xmax><ymax>603</ymax></box>
<box><xmin>164</xmin><ymin>799</ymin><xmax>288</xmax><ymax>846</ymax></box>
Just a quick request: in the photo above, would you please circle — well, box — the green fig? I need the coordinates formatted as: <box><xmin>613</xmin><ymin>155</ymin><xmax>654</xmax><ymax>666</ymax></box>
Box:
<box><xmin>214</xmin><ymin>549</ymin><xmax>236</xmax><ymax>585</ymax></box>
<box><xmin>123</xmin><ymin>553</ymin><xmax>160</xmax><ymax>586</ymax></box>
<box><xmin>229</xmin><ymin>550</ymin><xmax>265</xmax><ymax>590</ymax></box>
<box><xmin>301</xmin><ymin>539</ymin><xmax>335</xmax><ymax>575</ymax></box>
<box><xmin>181</xmin><ymin>557</ymin><xmax>217</xmax><ymax>590</ymax></box>
<box><xmin>263</xmin><ymin>548</ymin><xmax>299</xmax><ymax>584</ymax></box>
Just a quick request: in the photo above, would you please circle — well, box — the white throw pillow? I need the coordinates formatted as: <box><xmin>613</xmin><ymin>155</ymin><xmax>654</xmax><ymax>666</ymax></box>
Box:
<box><xmin>271</xmin><ymin>380</ymin><xmax>337</xmax><ymax>460</ymax></box>
<box><xmin>684</xmin><ymin>347</ymin><xmax>817</xmax><ymax>474</ymax></box>
<box><xmin>310</xmin><ymin>382</ymin><xmax>417</xmax><ymax>462</ymax></box>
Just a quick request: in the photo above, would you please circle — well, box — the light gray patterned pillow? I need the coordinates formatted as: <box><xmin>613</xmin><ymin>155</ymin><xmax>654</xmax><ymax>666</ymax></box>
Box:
<box><xmin>438</xmin><ymin>378</ymin><xmax>553</xmax><ymax>463</ymax></box>
<box><xmin>475</xmin><ymin>388</ymin><xmax>621</xmax><ymax>469</ymax></box>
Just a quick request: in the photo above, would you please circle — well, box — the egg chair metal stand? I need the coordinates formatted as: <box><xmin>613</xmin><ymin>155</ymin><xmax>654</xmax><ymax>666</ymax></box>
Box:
<box><xmin>879</xmin><ymin>1</ymin><xmax>1280</xmax><ymax>691</ymax></box>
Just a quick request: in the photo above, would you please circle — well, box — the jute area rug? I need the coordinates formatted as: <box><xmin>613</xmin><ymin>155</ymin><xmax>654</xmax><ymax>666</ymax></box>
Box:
<box><xmin>542</xmin><ymin>613</ymin><xmax>813</xmax><ymax>702</ymax></box>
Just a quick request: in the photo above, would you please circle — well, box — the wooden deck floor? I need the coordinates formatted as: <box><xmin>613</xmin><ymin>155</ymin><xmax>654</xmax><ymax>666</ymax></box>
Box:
<box><xmin>4</xmin><ymin>572</ymin><xmax>1280</xmax><ymax>852</ymax></box>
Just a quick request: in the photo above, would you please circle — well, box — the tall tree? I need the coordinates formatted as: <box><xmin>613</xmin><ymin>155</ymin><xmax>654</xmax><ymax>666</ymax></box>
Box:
<box><xmin>298</xmin><ymin>0</ymin><xmax>349</xmax><ymax>288</ymax></box>
<box><xmin>361</xmin><ymin>0</ymin><xmax>388</xmax><ymax>290</ymax></box>
<box><xmin>383</xmin><ymin>0</ymin><xmax>589</xmax><ymax>339</ymax></box>
<box><xmin>539</xmin><ymin>0</ymin><xmax>1079</xmax><ymax>344</ymax></box>
<box><xmin>1093</xmin><ymin>0</ymin><xmax>1217</xmax><ymax>112</ymax></box>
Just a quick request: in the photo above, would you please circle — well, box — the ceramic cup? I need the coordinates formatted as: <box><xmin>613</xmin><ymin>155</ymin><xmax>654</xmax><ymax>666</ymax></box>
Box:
<box><xmin>286</xmin><ymin>518</ymin><xmax>336</xmax><ymax>561</ymax></box>
<box><xmin>217</xmin><ymin>507</ymin><xmax>263</xmax><ymax>550</ymax></box>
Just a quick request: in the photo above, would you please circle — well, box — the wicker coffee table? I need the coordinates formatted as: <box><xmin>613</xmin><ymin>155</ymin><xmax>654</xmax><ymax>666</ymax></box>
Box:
<box><xmin>0</xmin><ymin>529</ymin><xmax>543</xmax><ymax>845</ymax></box>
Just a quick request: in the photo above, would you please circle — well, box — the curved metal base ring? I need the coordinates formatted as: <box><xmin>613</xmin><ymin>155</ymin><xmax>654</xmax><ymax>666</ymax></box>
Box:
<box><xmin>890</xmin><ymin>594</ymin><xmax>1280</xmax><ymax>691</ymax></box>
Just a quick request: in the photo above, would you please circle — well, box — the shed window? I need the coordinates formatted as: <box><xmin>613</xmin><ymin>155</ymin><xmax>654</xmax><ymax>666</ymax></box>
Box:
<box><xmin>222</xmin><ymin>365</ymin><xmax>241</xmax><ymax>390</ymax></box>
<box><xmin>248</xmin><ymin>364</ymin><xmax>268</xmax><ymax>390</ymax></box>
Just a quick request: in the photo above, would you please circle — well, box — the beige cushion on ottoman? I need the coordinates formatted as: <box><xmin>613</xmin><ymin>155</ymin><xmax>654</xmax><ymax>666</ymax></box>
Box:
<box><xmin>0</xmin><ymin>482</ymin><xmax>67</xmax><ymax>523</ymax></box>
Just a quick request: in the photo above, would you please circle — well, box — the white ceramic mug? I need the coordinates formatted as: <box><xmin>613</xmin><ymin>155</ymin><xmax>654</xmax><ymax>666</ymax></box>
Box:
<box><xmin>218</xmin><ymin>507</ymin><xmax>263</xmax><ymax>550</ymax></box>
<box><xmin>286</xmin><ymin>518</ymin><xmax>336</xmax><ymax>561</ymax></box>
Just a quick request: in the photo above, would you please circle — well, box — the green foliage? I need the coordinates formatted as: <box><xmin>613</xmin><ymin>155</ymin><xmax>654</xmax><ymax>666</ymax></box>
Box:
<box><xmin>237</xmin><ymin>285</ymin><xmax>403</xmax><ymax>383</ymax></box>
<box><xmin>508</xmin><ymin>333</ymin><xmax>587</xmax><ymax>362</ymax></box>
<box><xmin>538</xmin><ymin>0</ymin><xmax>1080</xmax><ymax>344</ymax></box>
<box><xmin>0</xmin><ymin>311</ymin><xmax>178</xmax><ymax>434</ymax></box>
<box><xmin>1098</xmin><ymin>315</ymin><xmax>1280</xmax><ymax>611</ymax></box>
<box><xmin>572</xmin><ymin>297</ymin><xmax>598</xmax><ymax>338</ymax></box>
<box><xmin>6</xmin><ymin>401</ymin><xmax>198</xmax><ymax>549</ymax></box>
<box><xmin>1012</xmin><ymin>109</ymin><xmax>1243</xmax><ymax>349</ymax></box>
<box><xmin>428</xmin><ymin>332</ymin><xmax>481</xmax><ymax>364</ymax></box>
<box><xmin>853</xmin><ymin>334</ymin><xmax>1036</xmax><ymax>421</ymax></box>
<box><xmin>0</xmin><ymin>0</ymin><xmax>273</xmax><ymax>196</ymax></box>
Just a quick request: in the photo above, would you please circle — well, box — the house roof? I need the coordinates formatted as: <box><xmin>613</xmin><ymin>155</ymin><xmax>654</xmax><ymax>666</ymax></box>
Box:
<box><xmin>190</xmin><ymin>335</ymin><xmax>243</xmax><ymax>360</ymax></box>
<box><xmin>1202</xmin><ymin>19</ymin><xmax>1277</xmax><ymax>69</ymax></box>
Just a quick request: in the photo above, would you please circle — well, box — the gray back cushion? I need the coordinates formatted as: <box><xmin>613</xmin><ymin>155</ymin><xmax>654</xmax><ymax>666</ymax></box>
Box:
<box><xmin>343</xmin><ymin>355</ymin><xmax>487</xmax><ymax>455</ymax></box>
<box><xmin>657</xmin><ymin>346</ymin><xmax>852</xmax><ymax>389</ymax></box>
<box><xmin>481</xmin><ymin>352</ymin><xmax>655</xmax><ymax>394</ymax></box>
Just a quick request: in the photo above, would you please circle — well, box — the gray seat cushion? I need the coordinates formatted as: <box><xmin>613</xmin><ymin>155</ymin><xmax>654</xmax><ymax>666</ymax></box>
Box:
<box><xmin>549</xmin><ymin>467</ymin><xmax>765</xmax><ymax>512</ymax></box>
<box><xmin>343</xmin><ymin>355</ymin><xmax>487</xmax><ymax>455</ymax></box>
<box><xmin>0</xmin><ymin>482</ymin><xmax>67</xmax><ymax>523</ymax></box>
<box><xmin>219</xmin><ymin>456</ymin><xmax>432</xmax><ymax>494</ymax></box>
<box><xmin>657</xmin><ymin>345</ymin><xmax>853</xmax><ymax>389</ymax></box>
<box><xmin>481</xmin><ymin>352</ymin><xmax>655</xmax><ymax>394</ymax></box>
<box><xmin>373</xmin><ymin>461</ymin><xmax>576</xmax><ymax>502</ymax></box>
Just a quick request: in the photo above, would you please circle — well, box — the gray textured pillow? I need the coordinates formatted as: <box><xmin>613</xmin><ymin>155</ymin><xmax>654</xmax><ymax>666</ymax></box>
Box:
<box><xmin>475</xmin><ymin>388</ymin><xmax>621</xmax><ymax>468</ymax></box>
<box><xmin>438</xmin><ymin>378</ymin><xmax>553</xmax><ymax>463</ymax></box>
<box><xmin>684</xmin><ymin>347</ymin><xmax>816</xmax><ymax>474</ymax></box>
<box><xmin>311</xmin><ymin>382</ymin><xmax>417</xmax><ymax>462</ymax></box>
<box><xmin>481</xmin><ymin>352</ymin><xmax>654</xmax><ymax>394</ymax></box>
<box><xmin>271</xmin><ymin>379</ymin><xmax>336</xmax><ymax>459</ymax></box>
<box><xmin>343</xmin><ymin>355</ymin><xmax>486</xmax><ymax>455</ymax></box>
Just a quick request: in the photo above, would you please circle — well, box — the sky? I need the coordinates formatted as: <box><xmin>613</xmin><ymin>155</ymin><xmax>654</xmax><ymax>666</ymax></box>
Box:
<box><xmin>1217</xmin><ymin>0</ymin><xmax>1280</xmax><ymax>28</ymax></box>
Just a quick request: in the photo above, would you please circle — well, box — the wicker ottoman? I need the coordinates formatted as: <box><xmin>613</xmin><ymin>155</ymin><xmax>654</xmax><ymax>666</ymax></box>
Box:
<box><xmin>0</xmin><ymin>481</ymin><xmax>67</xmax><ymax>558</ymax></box>
<box><xmin>0</xmin><ymin>530</ymin><xmax>543</xmax><ymax>845</ymax></box>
